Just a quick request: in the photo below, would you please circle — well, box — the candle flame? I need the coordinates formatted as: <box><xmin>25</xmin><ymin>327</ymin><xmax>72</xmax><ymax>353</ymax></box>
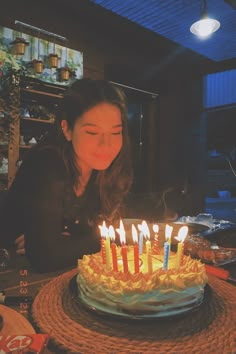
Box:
<box><xmin>116</xmin><ymin>219</ymin><xmax>126</xmax><ymax>244</ymax></box>
<box><xmin>153</xmin><ymin>224</ymin><xmax>159</xmax><ymax>233</ymax></box>
<box><xmin>165</xmin><ymin>224</ymin><xmax>173</xmax><ymax>241</ymax></box>
<box><xmin>175</xmin><ymin>226</ymin><xmax>188</xmax><ymax>242</ymax></box>
<box><xmin>137</xmin><ymin>222</ymin><xmax>142</xmax><ymax>232</ymax></box>
<box><xmin>132</xmin><ymin>224</ymin><xmax>138</xmax><ymax>243</ymax></box>
<box><xmin>143</xmin><ymin>222</ymin><xmax>150</xmax><ymax>240</ymax></box>
<box><xmin>108</xmin><ymin>225</ymin><xmax>116</xmax><ymax>241</ymax></box>
<box><xmin>138</xmin><ymin>220</ymin><xmax>150</xmax><ymax>239</ymax></box>
<box><xmin>98</xmin><ymin>220</ymin><xmax>108</xmax><ymax>238</ymax></box>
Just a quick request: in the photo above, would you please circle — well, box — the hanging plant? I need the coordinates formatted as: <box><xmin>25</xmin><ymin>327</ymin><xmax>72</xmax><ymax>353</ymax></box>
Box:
<box><xmin>32</xmin><ymin>37</ymin><xmax>44</xmax><ymax>74</ymax></box>
<box><xmin>32</xmin><ymin>59</ymin><xmax>44</xmax><ymax>74</ymax></box>
<box><xmin>57</xmin><ymin>46</ymin><xmax>77</xmax><ymax>81</ymax></box>
<box><xmin>48</xmin><ymin>53</ymin><xmax>59</xmax><ymax>68</ymax></box>
<box><xmin>57</xmin><ymin>66</ymin><xmax>72</xmax><ymax>81</ymax></box>
<box><xmin>57</xmin><ymin>59</ymin><xmax>77</xmax><ymax>81</ymax></box>
<box><xmin>10</xmin><ymin>37</ymin><xmax>29</xmax><ymax>55</ymax></box>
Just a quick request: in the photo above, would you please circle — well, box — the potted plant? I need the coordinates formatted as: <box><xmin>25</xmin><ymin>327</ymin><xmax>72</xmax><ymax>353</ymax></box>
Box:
<box><xmin>48</xmin><ymin>53</ymin><xmax>59</xmax><ymax>68</ymax></box>
<box><xmin>10</xmin><ymin>37</ymin><xmax>29</xmax><ymax>55</ymax></box>
<box><xmin>58</xmin><ymin>59</ymin><xmax>77</xmax><ymax>81</ymax></box>
<box><xmin>32</xmin><ymin>59</ymin><xmax>44</xmax><ymax>74</ymax></box>
<box><xmin>58</xmin><ymin>66</ymin><xmax>72</xmax><ymax>81</ymax></box>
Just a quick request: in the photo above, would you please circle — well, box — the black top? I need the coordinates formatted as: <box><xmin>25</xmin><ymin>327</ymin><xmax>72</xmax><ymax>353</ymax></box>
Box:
<box><xmin>0</xmin><ymin>148</ymin><xmax>101</xmax><ymax>272</ymax></box>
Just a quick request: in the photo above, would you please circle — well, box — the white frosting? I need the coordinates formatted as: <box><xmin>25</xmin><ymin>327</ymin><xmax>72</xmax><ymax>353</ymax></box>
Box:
<box><xmin>77</xmin><ymin>247</ymin><xmax>208</xmax><ymax>318</ymax></box>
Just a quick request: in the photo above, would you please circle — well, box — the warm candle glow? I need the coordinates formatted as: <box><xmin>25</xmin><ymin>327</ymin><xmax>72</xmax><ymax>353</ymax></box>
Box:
<box><xmin>153</xmin><ymin>224</ymin><xmax>159</xmax><ymax>234</ymax></box>
<box><xmin>175</xmin><ymin>226</ymin><xmax>188</xmax><ymax>269</ymax></box>
<box><xmin>116</xmin><ymin>219</ymin><xmax>126</xmax><ymax>244</ymax></box>
<box><xmin>175</xmin><ymin>226</ymin><xmax>188</xmax><ymax>243</ymax></box>
<box><xmin>152</xmin><ymin>224</ymin><xmax>159</xmax><ymax>255</ymax></box>
<box><xmin>142</xmin><ymin>221</ymin><xmax>152</xmax><ymax>274</ymax></box>
<box><xmin>163</xmin><ymin>241</ymin><xmax>170</xmax><ymax>271</ymax></box>
<box><xmin>109</xmin><ymin>225</ymin><xmax>118</xmax><ymax>272</ymax></box>
<box><xmin>98</xmin><ymin>220</ymin><xmax>108</xmax><ymax>238</ymax></box>
<box><xmin>99</xmin><ymin>221</ymin><xmax>112</xmax><ymax>269</ymax></box>
<box><xmin>108</xmin><ymin>225</ymin><xmax>115</xmax><ymax>241</ymax></box>
<box><xmin>132</xmin><ymin>224</ymin><xmax>138</xmax><ymax>243</ymax></box>
<box><xmin>132</xmin><ymin>224</ymin><xmax>139</xmax><ymax>274</ymax></box>
<box><xmin>98</xmin><ymin>221</ymin><xmax>108</xmax><ymax>264</ymax></box>
<box><xmin>142</xmin><ymin>220</ymin><xmax>150</xmax><ymax>239</ymax></box>
<box><xmin>165</xmin><ymin>224</ymin><xmax>173</xmax><ymax>245</ymax></box>
<box><xmin>145</xmin><ymin>238</ymin><xmax>153</xmax><ymax>274</ymax></box>
<box><xmin>116</xmin><ymin>219</ymin><xmax>128</xmax><ymax>273</ymax></box>
<box><xmin>100</xmin><ymin>238</ymin><xmax>106</xmax><ymax>264</ymax></box>
<box><xmin>138</xmin><ymin>220</ymin><xmax>150</xmax><ymax>255</ymax></box>
<box><xmin>137</xmin><ymin>222</ymin><xmax>142</xmax><ymax>233</ymax></box>
<box><xmin>138</xmin><ymin>222</ymin><xmax>144</xmax><ymax>255</ymax></box>
<box><xmin>163</xmin><ymin>224</ymin><xmax>172</xmax><ymax>271</ymax></box>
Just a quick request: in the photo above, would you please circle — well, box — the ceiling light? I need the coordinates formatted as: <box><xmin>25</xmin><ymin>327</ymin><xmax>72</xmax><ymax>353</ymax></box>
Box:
<box><xmin>190</xmin><ymin>18</ymin><xmax>220</xmax><ymax>37</ymax></box>
<box><xmin>190</xmin><ymin>0</ymin><xmax>221</xmax><ymax>38</ymax></box>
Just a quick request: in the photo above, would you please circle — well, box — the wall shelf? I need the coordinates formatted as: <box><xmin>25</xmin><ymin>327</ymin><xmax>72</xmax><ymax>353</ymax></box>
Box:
<box><xmin>0</xmin><ymin>174</ymin><xmax>8</xmax><ymax>179</ymax></box>
<box><xmin>0</xmin><ymin>145</ymin><xmax>8</xmax><ymax>151</ymax></box>
<box><xmin>0</xmin><ymin>77</ymin><xmax>65</xmax><ymax>190</ymax></box>
<box><xmin>19</xmin><ymin>145</ymin><xmax>36</xmax><ymax>149</ymax></box>
<box><xmin>22</xmin><ymin>87</ymin><xmax>64</xmax><ymax>99</ymax></box>
<box><xmin>21</xmin><ymin>117</ymin><xmax>54</xmax><ymax>124</ymax></box>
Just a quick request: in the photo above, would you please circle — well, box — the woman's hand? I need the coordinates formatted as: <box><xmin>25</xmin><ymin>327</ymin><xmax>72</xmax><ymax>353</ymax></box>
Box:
<box><xmin>163</xmin><ymin>209</ymin><xmax>178</xmax><ymax>221</ymax></box>
<box><xmin>14</xmin><ymin>234</ymin><xmax>25</xmax><ymax>255</ymax></box>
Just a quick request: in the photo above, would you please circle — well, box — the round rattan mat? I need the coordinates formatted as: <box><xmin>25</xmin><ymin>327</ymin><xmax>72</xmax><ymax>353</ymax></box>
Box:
<box><xmin>32</xmin><ymin>269</ymin><xmax>236</xmax><ymax>354</ymax></box>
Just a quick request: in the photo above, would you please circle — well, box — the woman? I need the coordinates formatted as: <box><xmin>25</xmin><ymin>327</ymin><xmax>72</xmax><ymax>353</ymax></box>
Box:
<box><xmin>0</xmin><ymin>78</ymin><xmax>133</xmax><ymax>272</ymax></box>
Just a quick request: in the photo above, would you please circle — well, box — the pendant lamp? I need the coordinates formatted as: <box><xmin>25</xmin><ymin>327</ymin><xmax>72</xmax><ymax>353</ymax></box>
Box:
<box><xmin>190</xmin><ymin>0</ymin><xmax>220</xmax><ymax>38</ymax></box>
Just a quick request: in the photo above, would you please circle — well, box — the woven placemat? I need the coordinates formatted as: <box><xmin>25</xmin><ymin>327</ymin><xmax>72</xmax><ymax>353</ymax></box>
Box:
<box><xmin>32</xmin><ymin>268</ymin><xmax>236</xmax><ymax>354</ymax></box>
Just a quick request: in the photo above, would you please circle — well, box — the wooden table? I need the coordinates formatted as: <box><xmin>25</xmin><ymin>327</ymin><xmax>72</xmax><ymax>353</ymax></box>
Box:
<box><xmin>0</xmin><ymin>253</ymin><xmax>71</xmax><ymax>353</ymax></box>
<box><xmin>0</xmin><ymin>248</ymin><xmax>235</xmax><ymax>353</ymax></box>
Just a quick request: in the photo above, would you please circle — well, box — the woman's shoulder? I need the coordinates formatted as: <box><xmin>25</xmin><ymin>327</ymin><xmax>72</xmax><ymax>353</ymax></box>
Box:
<box><xmin>17</xmin><ymin>146</ymin><xmax>67</xmax><ymax>184</ymax></box>
<box><xmin>26</xmin><ymin>146</ymin><xmax>64</xmax><ymax>168</ymax></box>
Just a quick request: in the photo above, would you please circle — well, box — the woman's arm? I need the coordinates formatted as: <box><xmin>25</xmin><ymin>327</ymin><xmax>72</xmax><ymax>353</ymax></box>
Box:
<box><xmin>21</xmin><ymin>150</ymin><xmax>100</xmax><ymax>272</ymax></box>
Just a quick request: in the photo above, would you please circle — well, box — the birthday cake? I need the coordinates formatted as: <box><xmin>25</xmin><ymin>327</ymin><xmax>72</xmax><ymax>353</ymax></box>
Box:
<box><xmin>76</xmin><ymin>248</ymin><xmax>208</xmax><ymax>318</ymax></box>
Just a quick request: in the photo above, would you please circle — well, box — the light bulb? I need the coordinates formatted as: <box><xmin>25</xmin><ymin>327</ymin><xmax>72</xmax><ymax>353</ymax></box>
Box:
<box><xmin>190</xmin><ymin>18</ymin><xmax>220</xmax><ymax>38</ymax></box>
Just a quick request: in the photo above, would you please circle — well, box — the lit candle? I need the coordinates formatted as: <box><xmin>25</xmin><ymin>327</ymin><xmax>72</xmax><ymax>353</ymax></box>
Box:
<box><xmin>165</xmin><ymin>224</ymin><xmax>173</xmax><ymax>248</ymax></box>
<box><xmin>175</xmin><ymin>226</ymin><xmax>188</xmax><ymax>269</ymax></box>
<box><xmin>104</xmin><ymin>233</ymin><xmax>112</xmax><ymax>270</ymax></box>
<box><xmin>152</xmin><ymin>224</ymin><xmax>159</xmax><ymax>255</ymax></box>
<box><xmin>163</xmin><ymin>241</ymin><xmax>169</xmax><ymax>271</ymax></box>
<box><xmin>98</xmin><ymin>221</ymin><xmax>107</xmax><ymax>264</ymax></box>
<box><xmin>163</xmin><ymin>225</ymin><xmax>172</xmax><ymax>270</ymax></box>
<box><xmin>166</xmin><ymin>224</ymin><xmax>173</xmax><ymax>247</ymax></box>
<box><xmin>143</xmin><ymin>223</ymin><xmax>152</xmax><ymax>274</ymax></box>
<box><xmin>116</xmin><ymin>219</ymin><xmax>128</xmax><ymax>273</ymax></box>
<box><xmin>109</xmin><ymin>225</ymin><xmax>118</xmax><ymax>272</ymax></box>
<box><xmin>99</xmin><ymin>220</ymin><xmax>112</xmax><ymax>269</ymax></box>
<box><xmin>132</xmin><ymin>224</ymin><xmax>139</xmax><ymax>274</ymax></box>
<box><xmin>138</xmin><ymin>222</ymin><xmax>144</xmax><ymax>255</ymax></box>
<box><xmin>147</xmin><ymin>247</ymin><xmax>153</xmax><ymax>274</ymax></box>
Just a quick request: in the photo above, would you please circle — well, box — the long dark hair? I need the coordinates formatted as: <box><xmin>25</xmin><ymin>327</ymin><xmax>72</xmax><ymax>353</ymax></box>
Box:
<box><xmin>39</xmin><ymin>78</ymin><xmax>133</xmax><ymax>221</ymax></box>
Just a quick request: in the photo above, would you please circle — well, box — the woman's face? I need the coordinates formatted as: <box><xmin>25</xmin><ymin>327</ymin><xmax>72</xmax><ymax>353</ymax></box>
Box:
<box><xmin>62</xmin><ymin>102</ymin><xmax>123</xmax><ymax>174</ymax></box>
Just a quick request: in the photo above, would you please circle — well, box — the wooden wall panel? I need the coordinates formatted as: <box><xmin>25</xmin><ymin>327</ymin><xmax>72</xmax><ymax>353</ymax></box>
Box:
<box><xmin>0</xmin><ymin>0</ymin><xmax>208</xmax><ymax>213</ymax></box>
